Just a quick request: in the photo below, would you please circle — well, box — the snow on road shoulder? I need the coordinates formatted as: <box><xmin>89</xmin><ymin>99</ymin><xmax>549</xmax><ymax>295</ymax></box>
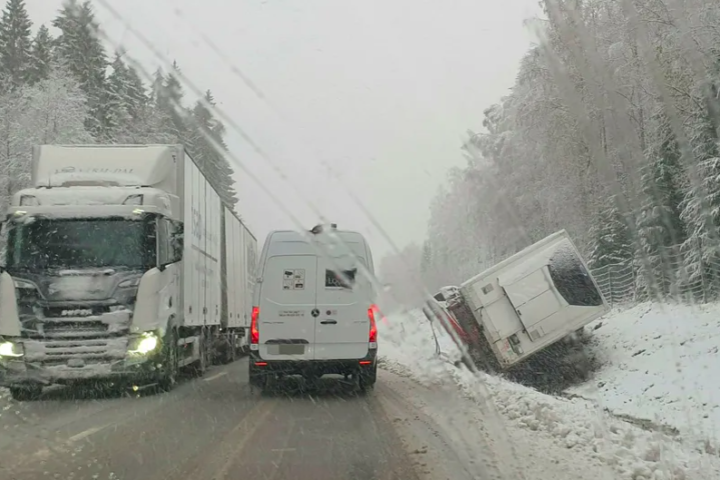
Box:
<box><xmin>378</xmin><ymin>309</ymin><xmax>720</xmax><ymax>480</ymax></box>
<box><xmin>568</xmin><ymin>301</ymin><xmax>720</xmax><ymax>450</ymax></box>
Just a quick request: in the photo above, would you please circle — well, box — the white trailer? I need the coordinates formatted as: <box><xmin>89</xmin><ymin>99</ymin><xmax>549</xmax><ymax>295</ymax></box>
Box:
<box><xmin>217</xmin><ymin>207</ymin><xmax>257</xmax><ymax>362</ymax></box>
<box><xmin>442</xmin><ymin>230</ymin><xmax>609</xmax><ymax>371</ymax></box>
<box><xmin>0</xmin><ymin>144</ymin><xmax>256</xmax><ymax>400</ymax></box>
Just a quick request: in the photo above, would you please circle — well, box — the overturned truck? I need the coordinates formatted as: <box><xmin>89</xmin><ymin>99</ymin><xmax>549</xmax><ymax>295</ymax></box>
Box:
<box><xmin>430</xmin><ymin>230</ymin><xmax>609</xmax><ymax>376</ymax></box>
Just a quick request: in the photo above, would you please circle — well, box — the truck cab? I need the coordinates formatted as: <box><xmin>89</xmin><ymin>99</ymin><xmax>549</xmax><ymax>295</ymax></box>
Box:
<box><xmin>0</xmin><ymin>145</ymin><xmax>186</xmax><ymax>400</ymax></box>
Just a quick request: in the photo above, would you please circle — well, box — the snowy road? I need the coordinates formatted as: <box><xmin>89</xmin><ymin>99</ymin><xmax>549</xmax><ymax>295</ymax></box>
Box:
<box><xmin>6</xmin><ymin>301</ymin><xmax>719</xmax><ymax>480</ymax></box>
<box><xmin>0</xmin><ymin>359</ymin><xmax>487</xmax><ymax>480</ymax></box>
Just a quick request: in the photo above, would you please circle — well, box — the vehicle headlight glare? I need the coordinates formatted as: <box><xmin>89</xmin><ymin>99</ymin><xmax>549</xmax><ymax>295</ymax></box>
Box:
<box><xmin>0</xmin><ymin>341</ymin><xmax>23</xmax><ymax>357</ymax></box>
<box><xmin>128</xmin><ymin>333</ymin><xmax>158</xmax><ymax>355</ymax></box>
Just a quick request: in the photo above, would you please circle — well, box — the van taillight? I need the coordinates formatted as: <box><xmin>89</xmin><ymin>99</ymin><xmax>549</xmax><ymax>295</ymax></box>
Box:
<box><xmin>367</xmin><ymin>304</ymin><xmax>379</xmax><ymax>343</ymax></box>
<box><xmin>251</xmin><ymin>306</ymin><xmax>260</xmax><ymax>344</ymax></box>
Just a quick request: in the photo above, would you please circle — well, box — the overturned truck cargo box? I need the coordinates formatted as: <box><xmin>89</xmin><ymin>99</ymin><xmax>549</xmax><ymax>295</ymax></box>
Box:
<box><xmin>449</xmin><ymin>230</ymin><xmax>609</xmax><ymax>370</ymax></box>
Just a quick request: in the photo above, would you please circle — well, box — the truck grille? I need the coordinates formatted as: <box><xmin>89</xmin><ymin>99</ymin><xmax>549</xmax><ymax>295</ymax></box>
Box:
<box><xmin>23</xmin><ymin>337</ymin><xmax>129</xmax><ymax>364</ymax></box>
<box><xmin>42</xmin><ymin>320</ymin><xmax>110</xmax><ymax>337</ymax></box>
<box><xmin>21</xmin><ymin>306</ymin><xmax>132</xmax><ymax>340</ymax></box>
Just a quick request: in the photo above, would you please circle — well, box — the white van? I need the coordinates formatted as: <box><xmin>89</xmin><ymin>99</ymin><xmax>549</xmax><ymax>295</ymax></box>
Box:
<box><xmin>248</xmin><ymin>224</ymin><xmax>379</xmax><ymax>391</ymax></box>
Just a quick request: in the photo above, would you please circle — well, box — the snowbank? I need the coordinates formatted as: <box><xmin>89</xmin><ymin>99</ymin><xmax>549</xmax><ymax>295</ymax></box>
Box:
<box><xmin>568</xmin><ymin>302</ymin><xmax>720</xmax><ymax>451</ymax></box>
<box><xmin>378</xmin><ymin>308</ymin><xmax>720</xmax><ymax>480</ymax></box>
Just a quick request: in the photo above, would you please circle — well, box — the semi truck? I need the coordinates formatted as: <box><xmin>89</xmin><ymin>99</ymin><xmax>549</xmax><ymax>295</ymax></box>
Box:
<box><xmin>0</xmin><ymin>144</ymin><xmax>257</xmax><ymax>401</ymax></box>
<box><xmin>428</xmin><ymin>230</ymin><xmax>609</xmax><ymax>373</ymax></box>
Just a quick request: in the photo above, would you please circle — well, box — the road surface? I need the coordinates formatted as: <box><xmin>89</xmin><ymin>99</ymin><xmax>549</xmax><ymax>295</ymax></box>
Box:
<box><xmin>0</xmin><ymin>358</ymin><xmax>487</xmax><ymax>480</ymax></box>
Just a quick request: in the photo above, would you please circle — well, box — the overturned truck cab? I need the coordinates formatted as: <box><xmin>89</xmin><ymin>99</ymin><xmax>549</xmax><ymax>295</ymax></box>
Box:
<box><xmin>442</xmin><ymin>230</ymin><xmax>610</xmax><ymax>372</ymax></box>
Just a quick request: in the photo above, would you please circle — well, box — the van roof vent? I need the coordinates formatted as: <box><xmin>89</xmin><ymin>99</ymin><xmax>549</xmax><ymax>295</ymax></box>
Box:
<box><xmin>310</xmin><ymin>223</ymin><xmax>337</xmax><ymax>235</ymax></box>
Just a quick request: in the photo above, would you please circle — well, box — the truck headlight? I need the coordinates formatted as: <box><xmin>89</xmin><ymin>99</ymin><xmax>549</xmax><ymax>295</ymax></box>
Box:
<box><xmin>14</xmin><ymin>279</ymin><xmax>35</xmax><ymax>289</ymax></box>
<box><xmin>127</xmin><ymin>332</ymin><xmax>158</xmax><ymax>355</ymax></box>
<box><xmin>118</xmin><ymin>277</ymin><xmax>142</xmax><ymax>288</ymax></box>
<box><xmin>0</xmin><ymin>341</ymin><xmax>23</xmax><ymax>358</ymax></box>
<box><xmin>13</xmin><ymin>278</ymin><xmax>39</xmax><ymax>302</ymax></box>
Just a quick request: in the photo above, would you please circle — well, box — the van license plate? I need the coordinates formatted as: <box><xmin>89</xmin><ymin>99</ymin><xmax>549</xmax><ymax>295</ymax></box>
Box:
<box><xmin>277</xmin><ymin>344</ymin><xmax>305</xmax><ymax>355</ymax></box>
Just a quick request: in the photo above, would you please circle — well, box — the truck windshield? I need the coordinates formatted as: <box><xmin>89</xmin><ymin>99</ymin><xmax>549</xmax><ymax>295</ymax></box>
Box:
<box><xmin>5</xmin><ymin>218</ymin><xmax>155</xmax><ymax>271</ymax></box>
<box><xmin>547</xmin><ymin>242</ymin><xmax>604</xmax><ymax>307</ymax></box>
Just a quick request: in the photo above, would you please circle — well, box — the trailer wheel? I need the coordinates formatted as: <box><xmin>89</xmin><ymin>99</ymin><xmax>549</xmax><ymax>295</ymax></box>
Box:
<box><xmin>158</xmin><ymin>329</ymin><xmax>179</xmax><ymax>392</ymax></box>
<box><xmin>9</xmin><ymin>385</ymin><xmax>42</xmax><ymax>401</ymax></box>
<box><xmin>191</xmin><ymin>330</ymin><xmax>209</xmax><ymax>377</ymax></box>
<box><xmin>226</xmin><ymin>332</ymin><xmax>238</xmax><ymax>363</ymax></box>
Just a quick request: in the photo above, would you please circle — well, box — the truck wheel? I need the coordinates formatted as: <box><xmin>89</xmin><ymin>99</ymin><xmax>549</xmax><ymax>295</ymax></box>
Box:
<box><xmin>9</xmin><ymin>385</ymin><xmax>42</xmax><ymax>401</ymax></box>
<box><xmin>158</xmin><ymin>329</ymin><xmax>179</xmax><ymax>392</ymax></box>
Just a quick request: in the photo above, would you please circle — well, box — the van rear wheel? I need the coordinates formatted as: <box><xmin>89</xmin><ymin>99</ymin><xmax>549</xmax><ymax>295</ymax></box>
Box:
<box><xmin>359</xmin><ymin>365</ymin><xmax>377</xmax><ymax>392</ymax></box>
<box><xmin>249</xmin><ymin>364</ymin><xmax>267</xmax><ymax>390</ymax></box>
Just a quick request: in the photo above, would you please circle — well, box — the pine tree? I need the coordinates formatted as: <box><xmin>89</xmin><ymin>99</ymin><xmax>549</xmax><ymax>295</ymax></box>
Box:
<box><xmin>53</xmin><ymin>0</ymin><xmax>115</xmax><ymax>139</ymax></box>
<box><xmin>105</xmin><ymin>53</ymin><xmax>132</xmax><ymax>134</ymax></box>
<box><xmin>28</xmin><ymin>24</ymin><xmax>52</xmax><ymax>83</ymax></box>
<box><xmin>106</xmin><ymin>54</ymin><xmax>174</xmax><ymax>144</ymax></box>
<box><xmin>636</xmin><ymin>112</ymin><xmax>687</xmax><ymax>297</ymax></box>
<box><xmin>587</xmin><ymin>196</ymin><xmax>633</xmax><ymax>269</ymax></box>
<box><xmin>156</xmin><ymin>61</ymin><xmax>189</xmax><ymax>139</ymax></box>
<box><xmin>124</xmin><ymin>64</ymin><xmax>149</xmax><ymax>118</ymax></box>
<box><xmin>0</xmin><ymin>0</ymin><xmax>33</xmax><ymax>89</ymax></box>
<box><xmin>679</xmin><ymin>155</ymin><xmax>720</xmax><ymax>293</ymax></box>
<box><xmin>679</xmin><ymin>100</ymin><xmax>720</xmax><ymax>295</ymax></box>
<box><xmin>150</xmin><ymin>67</ymin><xmax>164</xmax><ymax>106</ymax></box>
<box><xmin>188</xmin><ymin>90</ymin><xmax>238</xmax><ymax>208</ymax></box>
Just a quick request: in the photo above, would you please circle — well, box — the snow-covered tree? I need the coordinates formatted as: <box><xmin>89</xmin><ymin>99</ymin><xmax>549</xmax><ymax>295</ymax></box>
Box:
<box><xmin>187</xmin><ymin>90</ymin><xmax>238</xmax><ymax>208</ymax></box>
<box><xmin>587</xmin><ymin>196</ymin><xmax>633</xmax><ymax>269</ymax></box>
<box><xmin>635</xmin><ymin>111</ymin><xmax>687</xmax><ymax>296</ymax></box>
<box><xmin>423</xmin><ymin>0</ymin><xmax>720</xmax><ymax>302</ymax></box>
<box><xmin>155</xmin><ymin>61</ymin><xmax>189</xmax><ymax>140</ymax></box>
<box><xmin>53</xmin><ymin>0</ymin><xmax>114</xmax><ymax>139</ymax></box>
<box><xmin>28</xmin><ymin>24</ymin><xmax>53</xmax><ymax>83</ymax></box>
<box><xmin>0</xmin><ymin>64</ymin><xmax>92</xmax><ymax>210</ymax></box>
<box><xmin>0</xmin><ymin>0</ymin><xmax>32</xmax><ymax>89</ymax></box>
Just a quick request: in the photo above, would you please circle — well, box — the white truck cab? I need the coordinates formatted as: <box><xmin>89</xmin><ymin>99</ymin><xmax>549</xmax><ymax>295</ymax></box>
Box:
<box><xmin>0</xmin><ymin>144</ymin><xmax>256</xmax><ymax>401</ymax></box>
<box><xmin>248</xmin><ymin>224</ymin><xmax>379</xmax><ymax>391</ymax></box>
<box><xmin>432</xmin><ymin>285</ymin><xmax>460</xmax><ymax>309</ymax></box>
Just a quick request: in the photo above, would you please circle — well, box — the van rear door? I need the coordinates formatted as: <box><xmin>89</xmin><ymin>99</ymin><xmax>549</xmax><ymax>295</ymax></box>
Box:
<box><xmin>313</xmin><ymin>256</ymin><xmax>371</xmax><ymax>360</ymax></box>
<box><xmin>256</xmin><ymin>255</ymin><xmax>316</xmax><ymax>361</ymax></box>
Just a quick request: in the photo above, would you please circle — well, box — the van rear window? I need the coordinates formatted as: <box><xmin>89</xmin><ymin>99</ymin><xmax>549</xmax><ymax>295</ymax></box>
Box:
<box><xmin>325</xmin><ymin>268</ymin><xmax>356</xmax><ymax>288</ymax></box>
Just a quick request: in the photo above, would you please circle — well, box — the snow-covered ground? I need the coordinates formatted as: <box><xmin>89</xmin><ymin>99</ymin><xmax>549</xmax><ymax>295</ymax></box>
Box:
<box><xmin>568</xmin><ymin>302</ymin><xmax>720</xmax><ymax>451</ymax></box>
<box><xmin>378</xmin><ymin>306</ymin><xmax>720</xmax><ymax>480</ymax></box>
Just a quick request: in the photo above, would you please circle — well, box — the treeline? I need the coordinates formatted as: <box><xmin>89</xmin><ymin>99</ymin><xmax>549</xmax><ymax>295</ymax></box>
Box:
<box><xmin>422</xmin><ymin>0</ymin><xmax>720</xmax><ymax>301</ymax></box>
<box><xmin>0</xmin><ymin>0</ymin><xmax>236</xmax><ymax>211</ymax></box>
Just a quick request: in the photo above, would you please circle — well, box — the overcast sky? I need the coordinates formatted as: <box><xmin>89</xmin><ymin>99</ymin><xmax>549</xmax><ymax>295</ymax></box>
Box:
<box><xmin>26</xmin><ymin>0</ymin><xmax>541</xmax><ymax>259</ymax></box>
